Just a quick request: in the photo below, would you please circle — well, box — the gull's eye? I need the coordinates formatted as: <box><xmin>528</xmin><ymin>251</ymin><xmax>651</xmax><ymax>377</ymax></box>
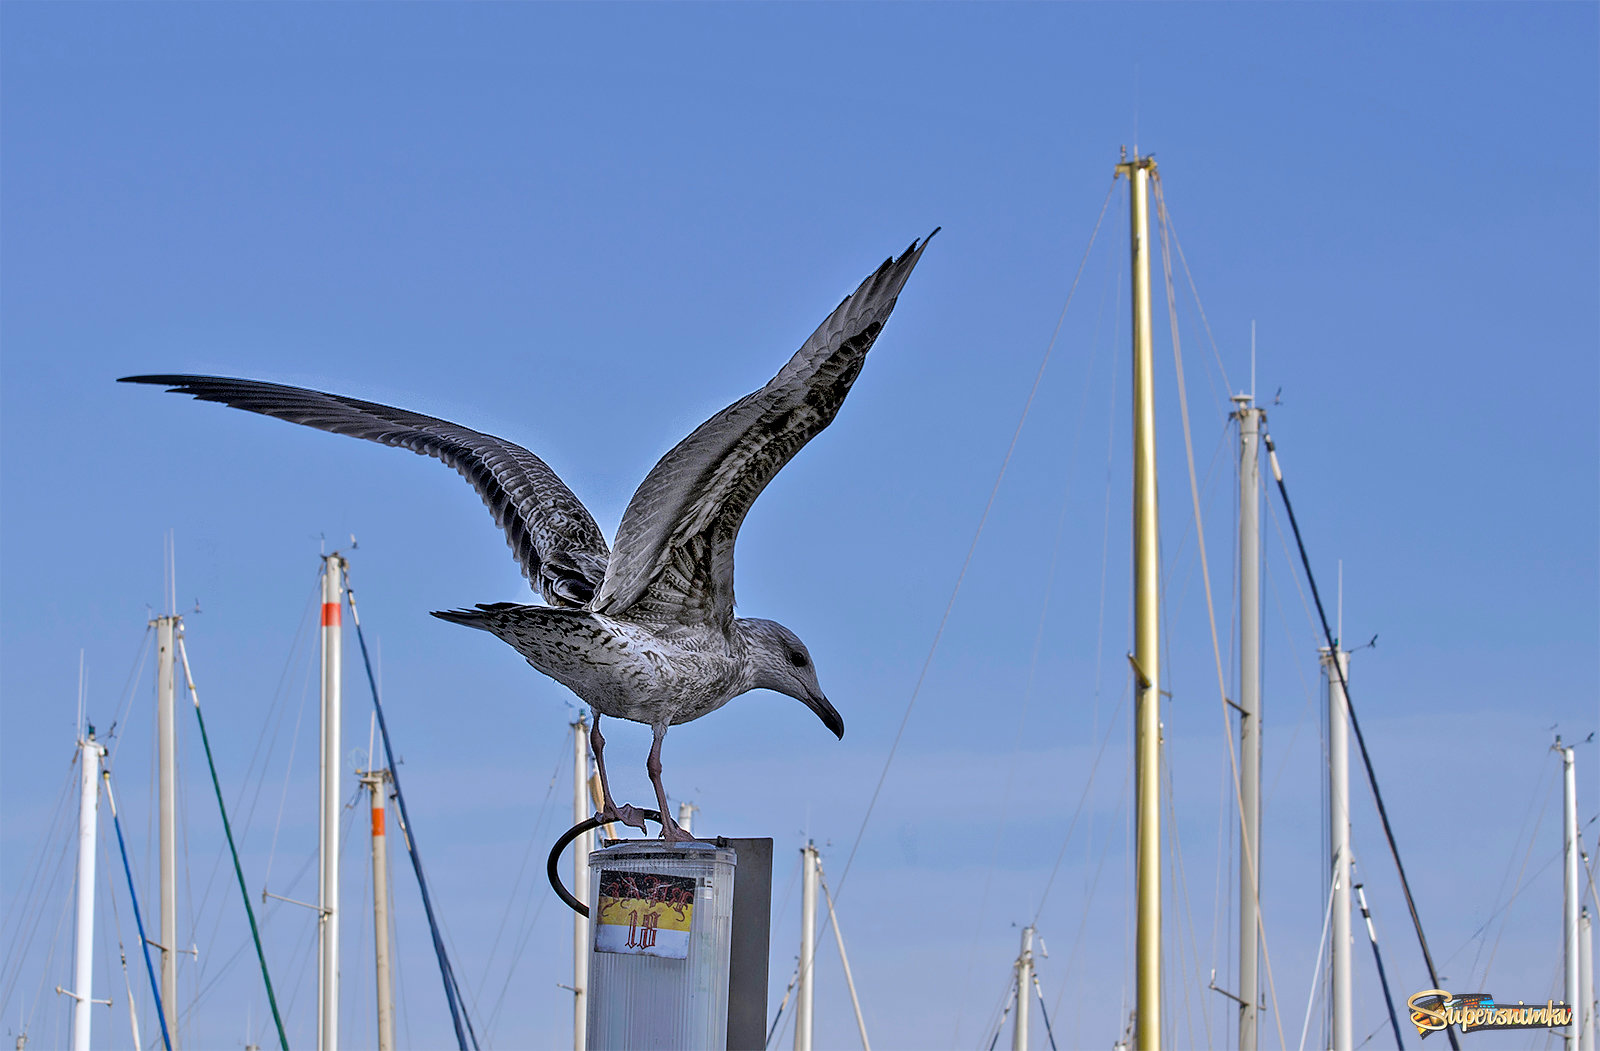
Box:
<box><xmin>789</xmin><ymin>651</ymin><xmax>809</xmax><ymax>668</ymax></box>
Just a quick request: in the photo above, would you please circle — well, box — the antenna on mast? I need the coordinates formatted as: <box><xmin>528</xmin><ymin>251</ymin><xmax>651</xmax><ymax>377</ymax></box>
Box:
<box><xmin>1250</xmin><ymin>321</ymin><xmax>1257</xmax><ymax>403</ymax></box>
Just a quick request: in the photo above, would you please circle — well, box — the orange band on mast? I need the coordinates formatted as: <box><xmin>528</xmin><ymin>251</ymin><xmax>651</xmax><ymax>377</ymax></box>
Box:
<box><xmin>321</xmin><ymin>602</ymin><xmax>341</xmax><ymax>626</ymax></box>
<box><xmin>371</xmin><ymin>806</ymin><xmax>385</xmax><ymax>836</ymax></box>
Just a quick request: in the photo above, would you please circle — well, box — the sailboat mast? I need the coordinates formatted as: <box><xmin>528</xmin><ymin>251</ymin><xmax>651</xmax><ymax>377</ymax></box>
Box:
<box><xmin>1564</xmin><ymin>740</ymin><xmax>1581</xmax><ymax>1050</ymax></box>
<box><xmin>1235</xmin><ymin>394</ymin><xmax>1264</xmax><ymax>1050</ymax></box>
<box><xmin>155</xmin><ymin>613</ymin><xmax>180</xmax><ymax>1042</ymax></box>
<box><xmin>1012</xmin><ymin>925</ymin><xmax>1035</xmax><ymax>1051</ymax></box>
<box><xmin>573</xmin><ymin>717</ymin><xmax>591</xmax><ymax>1051</ymax></box>
<box><xmin>360</xmin><ymin>770</ymin><xmax>396</xmax><ymax>1051</ymax></box>
<box><xmin>319</xmin><ymin>555</ymin><xmax>344</xmax><ymax>1051</ymax></box>
<box><xmin>1323</xmin><ymin>646</ymin><xmax>1352</xmax><ymax>1051</ymax></box>
<box><xmin>795</xmin><ymin>842</ymin><xmax>818</xmax><ymax>1051</ymax></box>
<box><xmin>69</xmin><ymin>731</ymin><xmax>106</xmax><ymax>1051</ymax></box>
<box><xmin>1117</xmin><ymin>146</ymin><xmax>1162</xmax><ymax>1051</ymax></box>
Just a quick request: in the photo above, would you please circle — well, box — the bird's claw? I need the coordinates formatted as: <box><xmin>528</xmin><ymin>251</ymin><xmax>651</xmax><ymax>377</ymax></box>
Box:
<box><xmin>657</xmin><ymin>822</ymin><xmax>699</xmax><ymax>844</ymax></box>
<box><xmin>596</xmin><ymin>803</ymin><xmax>651</xmax><ymax>834</ymax></box>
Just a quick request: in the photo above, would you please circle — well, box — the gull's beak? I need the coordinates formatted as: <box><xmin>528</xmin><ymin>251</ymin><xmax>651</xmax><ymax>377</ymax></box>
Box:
<box><xmin>805</xmin><ymin>689</ymin><xmax>844</xmax><ymax>740</ymax></box>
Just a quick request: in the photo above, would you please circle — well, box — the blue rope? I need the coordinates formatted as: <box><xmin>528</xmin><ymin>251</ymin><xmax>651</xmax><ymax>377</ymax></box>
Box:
<box><xmin>105</xmin><ymin>773</ymin><xmax>173</xmax><ymax>1051</ymax></box>
<box><xmin>345</xmin><ymin>576</ymin><xmax>479</xmax><ymax>1051</ymax></box>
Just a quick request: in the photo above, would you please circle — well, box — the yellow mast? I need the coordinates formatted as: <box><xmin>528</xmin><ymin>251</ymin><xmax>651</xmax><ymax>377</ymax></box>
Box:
<box><xmin>1116</xmin><ymin>147</ymin><xmax>1161</xmax><ymax>1050</ymax></box>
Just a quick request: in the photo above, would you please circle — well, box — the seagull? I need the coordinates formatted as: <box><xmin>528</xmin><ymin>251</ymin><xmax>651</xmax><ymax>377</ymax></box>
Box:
<box><xmin>122</xmin><ymin>232</ymin><xmax>934</xmax><ymax>842</ymax></box>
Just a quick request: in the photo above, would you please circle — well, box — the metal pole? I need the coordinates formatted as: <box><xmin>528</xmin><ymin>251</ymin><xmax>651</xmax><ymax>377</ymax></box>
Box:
<box><xmin>361</xmin><ymin>771</ymin><xmax>395</xmax><ymax>1051</ymax></box>
<box><xmin>1235</xmin><ymin>397</ymin><xmax>1263</xmax><ymax>1051</ymax></box>
<box><xmin>70</xmin><ymin>732</ymin><xmax>106</xmax><ymax>1051</ymax></box>
<box><xmin>678</xmin><ymin>802</ymin><xmax>698</xmax><ymax>837</ymax></box>
<box><xmin>818</xmin><ymin>869</ymin><xmax>869</xmax><ymax>1051</ymax></box>
<box><xmin>1324</xmin><ymin>647</ymin><xmax>1352</xmax><ymax>1051</ymax></box>
<box><xmin>1013</xmin><ymin>925</ymin><xmax>1034</xmax><ymax>1051</ymax></box>
<box><xmin>573</xmin><ymin>717</ymin><xmax>591</xmax><ymax>1051</ymax></box>
<box><xmin>795</xmin><ymin>842</ymin><xmax>818</xmax><ymax>1051</ymax></box>
<box><xmin>1354</xmin><ymin>883</ymin><xmax>1406</xmax><ymax>1050</ymax></box>
<box><xmin>155</xmin><ymin>614</ymin><xmax>180</xmax><ymax>1045</ymax></box>
<box><xmin>1566</xmin><ymin>742</ymin><xmax>1581</xmax><ymax>1050</ymax></box>
<box><xmin>1117</xmin><ymin>147</ymin><xmax>1162</xmax><ymax>1051</ymax></box>
<box><xmin>320</xmin><ymin>555</ymin><xmax>343</xmax><ymax>1051</ymax></box>
<box><xmin>1581</xmin><ymin>906</ymin><xmax>1594</xmax><ymax>1051</ymax></box>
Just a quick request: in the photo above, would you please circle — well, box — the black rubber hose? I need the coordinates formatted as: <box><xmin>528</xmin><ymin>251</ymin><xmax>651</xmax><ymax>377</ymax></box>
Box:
<box><xmin>547</xmin><ymin>810</ymin><xmax>665</xmax><ymax>917</ymax></box>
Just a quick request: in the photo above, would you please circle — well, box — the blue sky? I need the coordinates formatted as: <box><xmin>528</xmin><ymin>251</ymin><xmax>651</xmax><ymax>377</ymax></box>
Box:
<box><xmin>3</xmin><ymin>4</ymin><xmax>1596</xmax><ymax>1049</ymax></box>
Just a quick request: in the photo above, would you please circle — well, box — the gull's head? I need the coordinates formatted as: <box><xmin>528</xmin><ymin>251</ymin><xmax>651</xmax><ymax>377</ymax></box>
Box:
<box><xmin>740</xmin><ymin>618</ymin><xmax>844</xmax><ymax>740</ymax></box>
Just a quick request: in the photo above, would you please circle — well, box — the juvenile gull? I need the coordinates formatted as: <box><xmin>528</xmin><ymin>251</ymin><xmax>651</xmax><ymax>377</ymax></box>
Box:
<box><xmin>122</xmin><ymin>232</ymin><xmax>933</xmax><ymax>841</ymax></box>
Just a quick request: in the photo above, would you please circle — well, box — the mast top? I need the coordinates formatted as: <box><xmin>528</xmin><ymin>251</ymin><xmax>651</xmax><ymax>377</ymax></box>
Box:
<box><xmin>1115</xmin><ymin>148</ymin><xmax>1157</xmax><ymax>177</ymax></box>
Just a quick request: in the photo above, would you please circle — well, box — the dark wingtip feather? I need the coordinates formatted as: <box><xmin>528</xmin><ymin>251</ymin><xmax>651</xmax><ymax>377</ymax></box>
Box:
<box><xmin>120</xmin><ymin>374</ymin><xmax>193</xmax><ymax>388</ymax></box>
<box><xmin>431</xmin><ymin>608</ymin><xmax>491</xmax><ymax>630</ymax></box>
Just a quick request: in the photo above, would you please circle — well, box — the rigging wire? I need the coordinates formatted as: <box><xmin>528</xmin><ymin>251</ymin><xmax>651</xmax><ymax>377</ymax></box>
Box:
<box><xmin>105</xmin><ymin>772</ymin><xmax>173</xmax><ymax>1051</ymax></box>
<box><xmin>833</xmin><ymin>177</ymin><xmax>1118</xmax><ymax>899</ymax></box>
<box><xmin>1471</xmin><ymin>764</ymin><xmax>1555</xmax><ymax>987</ymax></box>
<box><xmin>483</xmin><ymin>735</ymin><xmax>570</xmax><ymax>1038</ymax></box>
<box><xmin>176</xmin><ymin>635</ymin><xmax>289</xmax><ymax>1050</ymax></box>
<box><xmin>1162</xmin><ymin>744</ymin><xmax>1211</xmax><ymax>1049</ymax></box>
<box><xmin>1297</xmin><ymin>875</ymin><xmax>1340</xmax><ymax>1051</ymax></box>
<box><xmin>98</xmin><ymin>818</ymin><xmax>143</xmax><ymax>1051</ymax></box>
<box><xmin>1263</xmin><ymin>428</ymin><xmax>1461</xmax><ymax>1051</ymax></box>
<box><xmin>0</xmin><ymin>748</ymin><xmax>79</xmax><ymax>1022</ymax></box>
<box><xmin>344</xmin><ymin>565</ymin><xmax>480</xmax><ymax>1051</ymax></box>
<box><xmin>955</xmin><ymin>332</ymin><xmax>1099</xmax><ymax>1037</ymax></box>
<box><xmin>262</xmin><ymin>576</ymin><xmax>325</xmax><ymax>897</ymax></box>
<box><xmin>1152</xmin><ymin>174</ymin><xmax>1287</xmax><ymax>1049</ymax></box>
<box><xmin>1352</xmin><ymin>878</ymin><xmax>1407</xmax><ymax>1049</ymax></box>
<box><xmin>1030</xmin><ymin>971</ymin><xmax>1061</xmax><ymax>1051</ymax></box>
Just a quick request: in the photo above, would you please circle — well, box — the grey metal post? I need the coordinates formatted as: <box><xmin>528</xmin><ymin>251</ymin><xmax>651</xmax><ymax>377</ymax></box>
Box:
<box><xmin>1566</xmin><ymin>743</ymin><xmax>1581</xmax><ymax>1049</ymax></box>
<box><xmin>796</xmin><ymin>842</ymin><xmax>818</xmax><ymax>1051</ymax></box>
<box><xmin>1234</xmin><ymin>396</ymin><xmax>1263</xmax><ymax>1051</ymax></box>
<box><xmin>726</xmin><ymin>838</ymin><xmax>774</xmax><ymax>1051</ymax></box>
<box><xmin>319</xmin><ymin>556</ymin><xmax>343</xmax><ymax>1051</ymax></box>
<box><xmin>1324</xmin><ymin>647</ymin><xmax>1351</xmax><ymax>1051</ymax></box>
<box><xmin>155</xmin><ymin>614</ymin><xmax>180</xmax><ymax>1044</ymax></box>
<box><xmin>360</xmin><ymin>771</ymin><xmax>395</xmax><ymax>1051</ymax></box>
<box><xmin>1013</xmin><ymin>925</ymin><xmax>1034</xmax><ymax>1051</ymax></box>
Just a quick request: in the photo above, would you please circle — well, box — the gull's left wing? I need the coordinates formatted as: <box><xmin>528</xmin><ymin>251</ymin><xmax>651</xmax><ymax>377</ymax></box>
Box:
<box><xmin>593</xmin><ymin>232</ymin><xmax>935</xmax><ymax>628</ymax></box>
<box><xmin>118</xmin><ymin>375</ymin><xmax>611</xmax><ymax>606</ymax></box>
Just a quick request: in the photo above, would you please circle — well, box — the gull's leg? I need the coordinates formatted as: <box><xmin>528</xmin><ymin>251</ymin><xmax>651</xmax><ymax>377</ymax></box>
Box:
<box><xmin>590</xmin><ymin>714</ymin><xmax>649</xmax><ymax>833</ymax></box>
<box><xmin>647</xmin><ymin>723</ymin><xmax>696</xmax><ymax>843</ymax></box>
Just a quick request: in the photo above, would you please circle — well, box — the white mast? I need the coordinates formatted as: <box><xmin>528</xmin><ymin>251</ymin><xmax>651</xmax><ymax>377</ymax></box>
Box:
<box><xmin>1116</xmin><ymin>145</ymin><xmax>1162</xmax><ymax>1051</ymax></box>
<box><xmin>573</xmin><ymin>717</ymin><xmax>591</xmax><ymax>1051</ymax></box>
<box><xmin>1012</xmin><ymin>925</ymin><xmax>1035</xmax><ymax>1051</ymax></box>
<box><xmin>795</xmin><ymin>842</ymin><xmax>818</xmax><ymax>1051</ymax></box>
<box><xmin>66</xmin><ymin>731</ymin><xmax>107</xmax><ymax>1051</ymax></box>
<box><xmin>319</xmin><ymin>555</ymin><xmax>344</xmax><ymax>1051</ymax></box>
<box><xmin>155</xmin><ymin>613</ymin><xmax>180</xmax><ymax>1044</ymax></box>
<box><xmin>1564</xmin><ymin>740</ymin><xmax>1581</xmax><ymax>1050</ymax></box>
<box><xmin>1323</xmin><ymin>646</ymin><xmax>1352</xmax><ymax>1051</ymax></box>
<box><xmin>360</xmin><ymin>770</ymin><xmax>395</xmax><ymax>1051</ymax></box>
<box><xmin>1234</xmin><ymin>391</ymin><xmax>1263</xmax><ymax>1051</ymax></box>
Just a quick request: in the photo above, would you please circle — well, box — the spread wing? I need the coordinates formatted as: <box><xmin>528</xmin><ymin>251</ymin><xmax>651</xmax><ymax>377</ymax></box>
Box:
<box><xmin>592</xmin><ymin>232</ymin><xmax>935</xmax><ymax>628</ymax></box>
<box><xmin>118</xmin><ymin>375</ymin><xmax>610</xmax><ymax>606</ymax></box>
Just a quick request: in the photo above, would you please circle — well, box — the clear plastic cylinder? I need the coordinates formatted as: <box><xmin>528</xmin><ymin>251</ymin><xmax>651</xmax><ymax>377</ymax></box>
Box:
<box><xmin>586</xmin><ymin>841</ymin><xmax>736</xmax><ymax>1050</ymax></box>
